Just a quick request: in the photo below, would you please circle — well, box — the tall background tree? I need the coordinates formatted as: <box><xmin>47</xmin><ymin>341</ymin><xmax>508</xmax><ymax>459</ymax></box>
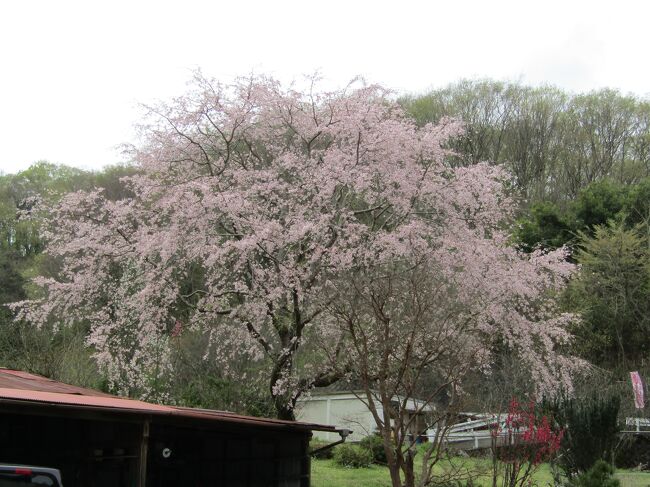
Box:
<box><xmin>402</xmin><ymin>81</ymin><xmax>650</xmax><ymax>202</ymax></box>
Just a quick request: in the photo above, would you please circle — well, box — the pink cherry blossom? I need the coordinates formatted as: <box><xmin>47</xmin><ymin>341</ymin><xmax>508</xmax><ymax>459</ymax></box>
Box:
<box><xmin>14</xmin><ymin>73</ymin><xmax>580</xmax><ymax>415</ymax></box>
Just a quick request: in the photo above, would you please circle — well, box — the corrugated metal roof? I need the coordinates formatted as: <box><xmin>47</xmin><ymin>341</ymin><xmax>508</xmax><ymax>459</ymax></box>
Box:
<box><xmin>0</xmin><ymin>368</ymin><xmax>114</xmax><ymax>396</ymax></box>
<box><xmin>0</xmin><ymin>387</ymin><xmax>173</xmax><ymax>411</ymax></box>
<box><xmin>0</xmin><ymin>369</ymin><xmax>336</xmax><ymax>433</ymax></box>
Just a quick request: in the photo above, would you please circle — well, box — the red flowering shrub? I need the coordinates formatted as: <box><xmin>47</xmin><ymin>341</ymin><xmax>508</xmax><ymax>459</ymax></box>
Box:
<box><xmin>492</xmin><ymin>398</ymin><xmax>564</xmax><ymax>487</ymax></box>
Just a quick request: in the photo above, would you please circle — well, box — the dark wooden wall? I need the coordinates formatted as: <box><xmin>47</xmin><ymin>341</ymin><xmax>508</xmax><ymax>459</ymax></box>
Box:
<box><xmin>0</xmin><ymin>409</ymin><xmax>312</xmax><ymax>487</ymax></box>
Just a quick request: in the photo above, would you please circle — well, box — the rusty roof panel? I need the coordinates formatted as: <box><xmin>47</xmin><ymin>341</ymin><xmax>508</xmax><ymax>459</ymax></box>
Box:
<box><xmin>0</xmin><ymin>387</ymin><xmax>173</xmax><ymax>411</ymax></box>
<box><xmin>0</xmin><ymin>368</ymin><xmax>114</xmax><ymax>397</ymax></box>
<box><xmin>0</xmin><ymin>369</ymin><xmax>336</xmax><ymax>432</ymax></box>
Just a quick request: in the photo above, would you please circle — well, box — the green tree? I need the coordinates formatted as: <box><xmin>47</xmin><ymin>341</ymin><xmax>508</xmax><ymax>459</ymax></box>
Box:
<box><xmin>514</xmin><ymin>178</ymin><xmax>650</xmax><ymax>253</ymax></box>
<box><xmin>572</xmin><ymin>179</ymin><xmax>628</xmax><ymax>231</ymax></box>
<box><xmin>0</xmin><ymin>250</ymin><xmax>27</xmax><ymax>328</ymax></box>
<box><xmin>545</xmin><ymin>394</ymin><xmax>620</xmax><ymax>480</ymax></box>
<box><xmin>401</xmin><ymin>81</ymin><xmax>650</xmax><ymax>202</ymax></box>
<box><xmin>514</xmin><ymin>201</ymin><xmax>574</xmax><ymax>251</ymax></box>
<box><xmin>567</xmin><ymin>221</ymin><xmax>650</xmax><ymax>367</ymax></box>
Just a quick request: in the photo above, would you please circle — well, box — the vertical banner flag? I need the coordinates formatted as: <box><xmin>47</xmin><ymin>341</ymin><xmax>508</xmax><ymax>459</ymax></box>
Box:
<box><xmin>631</xmin><ymin>371</ymin><xmax>645</xmax><ymax>409</ymax></box>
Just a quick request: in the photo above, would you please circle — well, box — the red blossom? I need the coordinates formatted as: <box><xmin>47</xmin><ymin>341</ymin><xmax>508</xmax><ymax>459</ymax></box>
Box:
<box><xmin>499</xmin><ymin>398</ymin><xmax>563</xmax><ymax>466</ymax></box>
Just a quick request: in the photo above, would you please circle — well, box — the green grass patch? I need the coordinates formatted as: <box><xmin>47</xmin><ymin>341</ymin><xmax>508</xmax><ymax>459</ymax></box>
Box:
<box><xmin>311</xmin><ymin>459</ymin><xmax>391</xmax><ymax>487</ymax></box>
<box><xmin>311</xmin><ymin>458</ymin><xmax>650</xmax><ymax>487</ymax></box>
<box><xmin>616</xmin><ymin>471</ymin><xmax>650</xmax><ymax>487</ymax></box>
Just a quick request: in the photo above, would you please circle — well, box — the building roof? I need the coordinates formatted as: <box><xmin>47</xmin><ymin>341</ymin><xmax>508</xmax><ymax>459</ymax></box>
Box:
<box><xmin>0</xmin><ymin>369</ymin><xmax>114</xmax><ymax>396</ymax></box>
<box><xmin>0</xmin><ymin>368</ymin><xmax>336</xmax><ymax>433</ymax></box>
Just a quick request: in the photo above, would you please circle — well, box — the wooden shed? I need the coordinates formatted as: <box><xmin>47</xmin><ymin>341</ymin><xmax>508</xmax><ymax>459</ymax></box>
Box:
<box><xmin>0</xmin><ymin>369</ymin><xmax>336</xmax><ymax>487</ymax></box>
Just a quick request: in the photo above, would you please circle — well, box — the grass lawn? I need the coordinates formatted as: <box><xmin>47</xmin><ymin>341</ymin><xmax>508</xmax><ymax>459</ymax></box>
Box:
<box><xmin>311</xmin><ymin>460</ymin><xmax>391</xmax><ymax>487</ymax></box>
<box><xmin>311</xmin><ymin>458</ymin><xmax>650</xmax><ymax>487</ymax></box>
<box><xmin>617</xmin><ymin>471</ymin><xmax>650</xmax><ymax>487</ymax></box>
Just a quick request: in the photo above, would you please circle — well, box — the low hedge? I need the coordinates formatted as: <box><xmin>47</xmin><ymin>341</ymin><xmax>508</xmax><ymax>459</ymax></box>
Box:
<box><xmin>333</xmin><ymin>444</ymin><xmax>373</xmax><ymax>468</ymax></box>
<box><xmin>359</xmin><ymin>434</ymin><xmax>388</xmax><ymax>464</ymax></box>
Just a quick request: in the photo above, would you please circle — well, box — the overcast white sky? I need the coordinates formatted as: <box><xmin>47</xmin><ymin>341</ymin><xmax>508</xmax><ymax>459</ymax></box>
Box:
<box><xmin>1</xmin><ymin>0</ymin><xmax>648</xmax><ymax>174</ymax></box>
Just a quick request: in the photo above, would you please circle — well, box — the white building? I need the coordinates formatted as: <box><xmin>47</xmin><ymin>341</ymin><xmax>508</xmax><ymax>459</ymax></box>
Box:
<box><xmin>296</xmin><ymin>389</ymin><xmax>433</xmax><ymax>442</ymax></box>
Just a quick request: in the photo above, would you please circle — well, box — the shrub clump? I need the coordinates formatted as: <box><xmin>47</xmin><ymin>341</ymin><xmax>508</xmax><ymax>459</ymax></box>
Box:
<box><xmin>567</xmin><ymin>460</ymin><xmax>620</xmax><ymax>487</ymax></box>
<box><xmin>359</xmin><ymin>434</ymin><xmax>387</xmax><ymax>464</ymax></box>
<box><xmin>333</xmin><ymin>444</ymin><xmax>373</xmax><ymax>468</ymax></box>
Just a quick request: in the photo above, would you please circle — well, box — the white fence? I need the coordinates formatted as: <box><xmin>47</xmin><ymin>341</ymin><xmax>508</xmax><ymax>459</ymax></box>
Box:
<box><xmin>624</xmin><ymin>417</ymin><xmax>650</xmax><ymax>433</ymax></box>
<box><xmin>432</xmin><ymin>416</ymin><xmax>650</xmax><ymax>450</ymax></box>
<box><xmin>427</xmin><ymin>413</ymin><xmax>509</xmax><ymax>451</ymax></box>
